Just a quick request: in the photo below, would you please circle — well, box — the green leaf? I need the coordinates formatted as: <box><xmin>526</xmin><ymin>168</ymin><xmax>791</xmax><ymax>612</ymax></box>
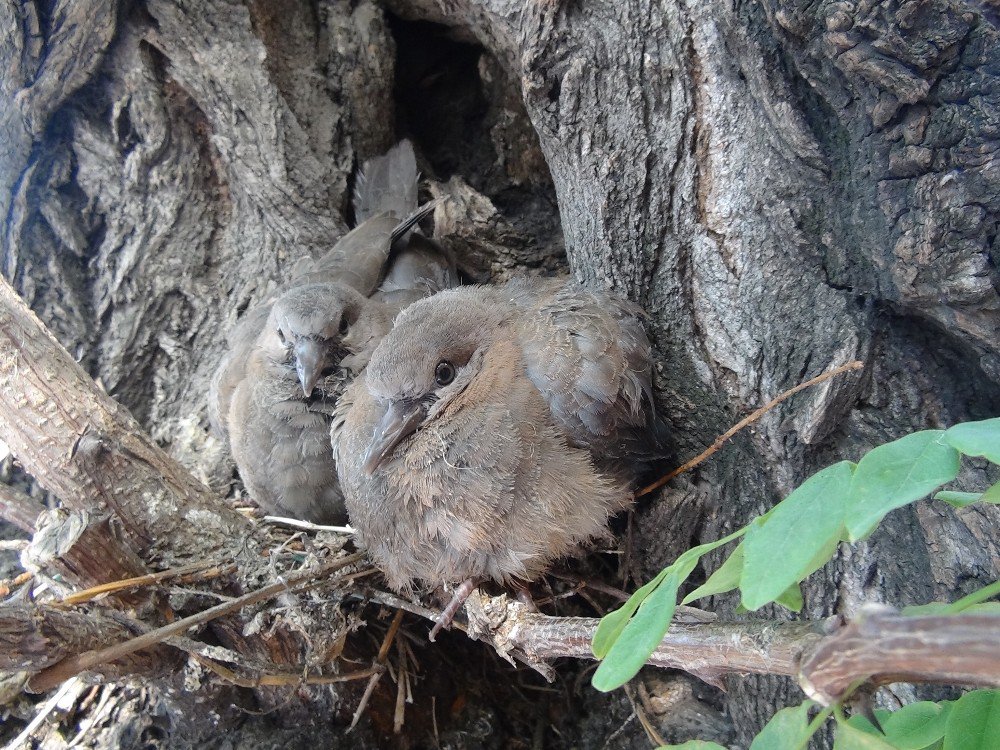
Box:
<box><xmin>964</xmin><ymin>602</ymin><xmax>1000</xmax><ymax>614</ymax></box>
<box><xmin>935</xmin><ymin>482</ymin><xmax>1000</xmax><ymax>508</ymax></box>
<box><xmin>843</xmin><ymin>712</ymin><xmax>890</xmax><ymax>737</ymax></box>
<box><xmin>943</xmin><ymin>690</ymin><xmax>1000</xmax><ymax>750</ymax></box>
<box><xmin>935</xmin><ymin>492</ymin><xmax>985</xmax><ymax>508</ymax></box>
<box><xmin>833</xmin><ymin>720</ymin><xmax>900</xmax><ymax>750</ymax></box>
<box><xmin>984</xmin><ymin>481</ymin><xmax>1000</xmax><ymax>504</ymax></box>
<box><xmin>903</xmin><ymin>580</ymin><xmax>1000</xmax><ymax>616</ymax></box>
<box><xmin>881</xmin><ymin>701</ymin><xmax>951</xmax><ymax>750</ymax></box>
<box><xmin>592</xmin><ymin>567</ymin><xmax>671</xmax><ymax>658</ymax></box>
<box><xmin>943</xmin><ymin>419</ymin><xmax>1000</xmax><ymax>464</ymax></box>
<box><xmin>657</xmin><ymin>742</ymin><xmax>729</xmax><ymax>750</ymax></box>
<box><xmin>845</xmin><ymin>431</ymin><xmax>961</xmax><ymax>541</ymax></box>
<box><xmin>774</xmin><ymin>583</ymin><xmax>804</xmax><ymax>612</ymax></box>
<box><xmin>592</xmin><ymin>571</ymin><xmax>681</xmax><ymax>691</ymax></box>
<box><xmin>749</xmin><ymin>702</ymin><xmax>820</xmax><ymax>750</ymax></box>
<box><xmin>591</xmin><ymin>528</ymin><xmax>748</xmax><ymax>690</ymax></box>
<box><xmin>943</xmin><ymin>580</ymin><xmax>1000</xmax><ymax>614</ymax></box>
<box><xmin>674</xmin><ymin>527</ymin><xmax>751</xmax><ymax>575</ymax></box>
<box><xmin>683</xmin><ymin>544</ymin><xmax>743</xmax><ymax>604</ymax></box>
<box><xmin>741</xmin><ymin>462</ymin><xmax>853</xmax><ymax>610</ymax></box>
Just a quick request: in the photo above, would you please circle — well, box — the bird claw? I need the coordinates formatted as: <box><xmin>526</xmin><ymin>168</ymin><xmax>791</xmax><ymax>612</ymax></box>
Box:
<box><xmin>428</xmin><ymin>578</ymin><xmax>476</xmax><ymax>642</ymax></box>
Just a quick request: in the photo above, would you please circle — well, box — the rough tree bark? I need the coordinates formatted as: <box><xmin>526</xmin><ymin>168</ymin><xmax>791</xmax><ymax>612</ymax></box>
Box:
<box><xmin>1</xmin><ymin>0</ymin><xmax>998</xmax><ymax>748</ymax></box>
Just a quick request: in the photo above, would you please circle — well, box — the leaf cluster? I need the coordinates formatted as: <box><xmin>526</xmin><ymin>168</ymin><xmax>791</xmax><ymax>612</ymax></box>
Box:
<box><xmin>591</xmin><ymin>419</ymin><xmax>1000</xmax><ymax>748</ymax></box>
<box><xmin>592</xmin><ymin>419</ymin><xmax>1000</xmax><ymax>691</ymax></box>
<box><xmin>658</xmin><ymin>690</ymin><xmax>1000</xmax><ymax>750</ymax></box>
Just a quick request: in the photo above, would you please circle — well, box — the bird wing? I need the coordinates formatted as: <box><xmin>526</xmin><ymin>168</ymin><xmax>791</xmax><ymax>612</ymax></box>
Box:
<box><xmin>516</xmin><ymin>281</ymin><xmax>662</xmax><ymax>458</ymax></box>
<box><xmin>303</xmin><ymin>139</ymin><xmax>420</xmax><ymax>295</ymax></box>
<box><xmin>208</xmin><ymin>301</ymin><xmax>272</xmax><ymax>439</ymax></box>
<box><xmin>301</xmin><ymin>201</ymin><xmax>442</xmax><ymax>297</ymax></box>
<box><xmin>374</xmin><ymin>233</ymin><xmax>459</xmax><ymax>312</ymax></box>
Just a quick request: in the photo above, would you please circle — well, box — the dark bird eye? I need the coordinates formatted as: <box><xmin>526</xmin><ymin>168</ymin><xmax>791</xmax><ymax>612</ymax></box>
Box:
<box><xmin>339</xmin><ymin>317</ymin><xmax>349</xmax><ymax>335</ymax></box>
<box><xmin>434</xmin><ymin>360</ymin><xmax>455</xmax><ymax>386</ymax></box>
<box><xmin>276</xmin><ymin>328</ymin><xmax>286</xmax><ymax>344</ymax></box>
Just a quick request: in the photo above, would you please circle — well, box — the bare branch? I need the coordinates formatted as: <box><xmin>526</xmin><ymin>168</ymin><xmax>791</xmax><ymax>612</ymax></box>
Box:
<box><xmin>638</xmin><ymin>361</ymin><xmax>865</xmax><ymax>496</ymax></box>
<box><xmin>0</xmin><ymin>600</ymin><xmax>180</xmax><ymax>678</ymax></box>
<box><xmin>0</xmin><ymin>276</ymin><xmax>248</xmax><ymax>560</ymax></box>
<box><xmin>0</xmin><ymin>483</ymin><xmax>44</xmax><ymax>533</ymax></box>
<box><xmin>6</xmin><ymin>581</ymin><xmax>999</xmax><ymax>705</ymax></box>
<box><xmin>461</xmin><ymin>592</ymin><xmax>829</xmax><ymax>685</ymax></box>
<box><xmin>799</xmin><ymin>605</ymin><xmax>1000</xmax><ymax>704</ymax></box>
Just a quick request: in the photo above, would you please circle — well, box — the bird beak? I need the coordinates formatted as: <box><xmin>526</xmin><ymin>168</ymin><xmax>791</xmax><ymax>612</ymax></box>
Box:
<box><xmin>363</xmin><ymin>400</ymin><xmax>426</xmax><ymax>474</ymax></box>
<box><xmin>294</xmin><ymin>339</ymin><xmax>326</xmax><ymax>397</ymax></box>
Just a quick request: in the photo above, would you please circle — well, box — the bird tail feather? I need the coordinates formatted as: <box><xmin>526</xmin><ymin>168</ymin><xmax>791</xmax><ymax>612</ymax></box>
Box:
<box><xmin>354</xmin><ymin>140</ymin><xmax>419</xmax><ymax>222</ymax></box>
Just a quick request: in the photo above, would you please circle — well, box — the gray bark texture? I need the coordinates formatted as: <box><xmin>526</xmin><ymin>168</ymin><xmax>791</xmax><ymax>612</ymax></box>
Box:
<box><xmin>1</xmin><ymin>0</ymin><xmax>998</xmax><ymax>748</ymax></box>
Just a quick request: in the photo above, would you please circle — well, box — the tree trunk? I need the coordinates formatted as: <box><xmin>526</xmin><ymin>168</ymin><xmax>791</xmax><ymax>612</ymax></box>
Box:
<box><xmin>2</xmin><ymin>0</ymin><xmax>997</xmax><ymax>747</ymax></box>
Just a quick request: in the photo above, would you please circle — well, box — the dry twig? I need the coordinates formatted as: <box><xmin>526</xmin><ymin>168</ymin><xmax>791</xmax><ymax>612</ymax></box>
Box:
<box><xmin>638</xmin><ymin>360</ymin><xmax>864</xmax><ymax>496</ymax></box>
<box><xmin>349</xmin><ymin>607</ymin><xmax>405</xmax><ymax>731</ymax></box>
<box><xmin>262</xmin><ymin>515</ymin><xmax>356</xmax><ymax>535</ymax></box>
<box><xmin>2</xmin><ymin>677</ymin><xmax>85</xmax><ymax>750</ymax></box>
<box><xmin>624</xmin><ymin>683</ymin><xmax>666</xmax><ymax>747</ymax></box>
<box><xmin>189</xmin><ymin>652</ymin><xmax>381</xmax><ymax>688</ymax></box>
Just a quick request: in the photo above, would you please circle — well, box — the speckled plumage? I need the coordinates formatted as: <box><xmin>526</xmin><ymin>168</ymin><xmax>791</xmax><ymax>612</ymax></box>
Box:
<box><xmin>332</xmin><ymin>278</ymin><xmax>667</xmax><ymax>592</ymax></box>
<box><xmin>209</xmin><ymin>141</ymin><xmax>457</xmax><ymax>523</ymax></box>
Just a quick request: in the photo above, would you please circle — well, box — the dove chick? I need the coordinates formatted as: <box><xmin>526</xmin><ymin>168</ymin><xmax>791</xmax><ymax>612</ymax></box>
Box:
<box><xmin>209</xmin><ymin>140</ymin><xmax>457</xmax><ymax>524</ymax></box>
<box><xmin>219</xmin><ymin>283</ymin><xmax>391</xmax><ymax>523</ymax></box>
<box><xmin>332</xmin><ymin>278</ymin><xmax>667</xmax><ymax>610</ymax></box>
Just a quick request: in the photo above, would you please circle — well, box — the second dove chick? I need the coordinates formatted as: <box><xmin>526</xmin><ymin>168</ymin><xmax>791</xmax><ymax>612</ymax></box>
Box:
<box><xmin>214</xmin><ymin>282</ymin><xmax>392</xmax><ymax>523</ymax></box>
<box><xmin>210</xmin><ymin>140</ymin><xmax>456</xmax><ymax>523</ymax></box>
<box><xmin>332</xmin><ymin>277</ymin><xmax>668</xmax><ymax>631</ymax></box>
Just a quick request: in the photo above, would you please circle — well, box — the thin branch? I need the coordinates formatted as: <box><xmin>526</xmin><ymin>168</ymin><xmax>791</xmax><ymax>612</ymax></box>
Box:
<box><xmin>352</xmin><ymin>587</ymin><xmax>468</xmax><ymax>633</ymax></box>
<box><xmin>468</xmin><ymin>596</ymin><xmax>829</xmax><ymax>681</ymax></box>
<box><xmin>625</xmin><ymin>683</ymin><xmax>666</xmax><ymax>748</ymax></box>
<box><xmin>188</xmin><ymin>652</ymin><xmax>381</xmax><ymax>688</ymax></box>
<box><xmin>638</xmin><ymin>360</ymin><xmax>864</xmax><ymax>496</ymax></box>
<box><xmin>799</xmin><ymin>606</ymin><xmax>1000</xmax><ymax>704</ymax></box>
<box><xmin>7</xmin><ymin>585</ymin><xmax>999</xmax><ymax>704</ymax></box>
<box><xmin>0</xmin><ymin>275</ymin><xmax>249</xmax><ymax>557</ymax></box>
<box><xmin>0</xmin><ymin>482</ymin><xmax>44</xmax><ymax>532</ymax></box>
<box><xmin>262</xmin><ymin>515</ymin><xmax>356</xmax><ymax>535</ymax></box>
<box><xmin>350</xmin><ymin>608</ymin><xmax>405</xmax><ymax>731</ymax></box>
<box><xmin>2</xmin><ymin>677</ymin><xmax>85</xmax><ymax>750</ymax></box>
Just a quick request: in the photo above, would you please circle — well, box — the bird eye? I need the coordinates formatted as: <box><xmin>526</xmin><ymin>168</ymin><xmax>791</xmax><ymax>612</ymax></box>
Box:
<box><xmin>276</xmin><ymin>328</ymin><xmax>286</xmax><ymax>344</ymax></box>
<box><xmin>434</xmin><ymin>360</ymin><xmax>455</xmax><ymax>386</ymax></box>
<box><xmin>339</xmin><ymin>317</ymin><xmax>349</xmax><ymax>335</ymax></box>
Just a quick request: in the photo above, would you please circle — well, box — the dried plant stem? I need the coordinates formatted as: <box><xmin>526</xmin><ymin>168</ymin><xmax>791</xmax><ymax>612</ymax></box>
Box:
<box><xmin>57</xmin><ymin>563</ymin><xmax>235</xmax><ymax>606</ymax></box>
<box><xmin>188</xmin><ymin>652</ymin><xmax>381</xmax><ymax>688</ymax></box>
<box><xmin>350</xmin><ymin>608</ymin><xmax>405</xmax><ymax>731</ymax></box>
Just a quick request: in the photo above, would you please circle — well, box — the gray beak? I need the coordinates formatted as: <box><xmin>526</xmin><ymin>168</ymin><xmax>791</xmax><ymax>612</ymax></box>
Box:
<box><xmin>294</xmin><ymin>339</ymin><xmax>327</xmax><ymax>397</ymax></box>
<box><xmin>363</xmin><ymin>400</ymin><xmax>427</xmax><ymax>474</ymax></box>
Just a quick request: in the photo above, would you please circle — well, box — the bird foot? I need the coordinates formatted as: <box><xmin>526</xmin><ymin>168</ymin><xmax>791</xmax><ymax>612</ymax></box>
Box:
<box><xmin>428</xmin><ymin>578</ymin><xmax>477</xmax><ymax>642</ymax></box>
<box><xmin>512</xmin><ymin>583</ymin><xmax>538</xmax><ymax>612</ymax></box>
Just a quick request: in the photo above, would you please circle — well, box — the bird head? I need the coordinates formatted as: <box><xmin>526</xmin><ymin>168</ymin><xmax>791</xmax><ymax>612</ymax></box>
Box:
<box><xmin>265</xmin><ymin>283</ymin><xmax>388</xmax><ymax>397</ymax></box>
<box><xmin>361</xmin><ymin>287</ymin><xmax>507</xmax><ymax>473</ymax></box>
